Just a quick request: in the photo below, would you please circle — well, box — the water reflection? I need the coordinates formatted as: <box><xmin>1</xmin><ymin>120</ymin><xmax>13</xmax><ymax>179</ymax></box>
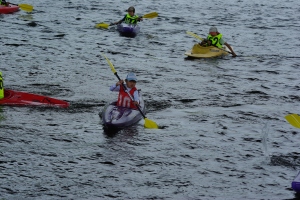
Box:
<box><xmin>18</xmin><ymin>14</ymin><xmax>34</xmax><ymax>21</ymax></box>
<box><xmin>0</xmin><ymin>107</ymin><xmax>5</xmax><ymax>121</ymax></box>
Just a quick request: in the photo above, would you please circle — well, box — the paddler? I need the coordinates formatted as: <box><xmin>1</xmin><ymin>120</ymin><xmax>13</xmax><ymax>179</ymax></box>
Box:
<box><xmin>200</xmin><ymin>26</ymin><xmax>237</xmax><ymax>57</ymax></box>
<box><xmin>109</xmin><ymin>72</ymin><xmax>140</xmax><ymax>109</ymax></box>
<box><xmin>0</xmin><ymin>72</ymin><xmax>4</xmax><ymax>99</ymax></box>
<box><xmin>112</xmin><ymin>6</ymin><xmax>143</xmax><ymax>25</ymax></box>
<box><xmin>0</xmin><ymin>0</ymin><xmax>10</xmax><ymax>6</ymax></box>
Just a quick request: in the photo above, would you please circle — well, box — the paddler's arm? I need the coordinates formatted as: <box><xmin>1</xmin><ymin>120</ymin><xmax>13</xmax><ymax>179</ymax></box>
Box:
<box><xmin>112</xmin><ymin>16</ymin><xmax>126</xmax><ymax>25</ymax></box>
<box><xmin>137</xmin><ymin>16</ymin><xmax>143</xmax><ymax>22</ymax></box>
<box><xmin>109</xmin><ymin>80</ymin><xmax>123</xmax><ymax>91</ymax></box>
<box><xmin>224</xmin><ymin>42</ymin><xmax>237</xmax><ymax>57</ymax></box>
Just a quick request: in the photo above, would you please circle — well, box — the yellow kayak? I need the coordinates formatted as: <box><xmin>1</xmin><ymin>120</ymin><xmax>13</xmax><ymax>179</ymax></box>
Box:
<box><xmin>185</xmin><ymin>43</ymin><xmax>231</xmax><ymax>58</ymax></box>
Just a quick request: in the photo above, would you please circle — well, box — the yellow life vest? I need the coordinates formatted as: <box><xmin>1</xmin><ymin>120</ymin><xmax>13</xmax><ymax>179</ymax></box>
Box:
<box><xmin>207</xmin><ymin>34</ymin><xmax>223</xmax><ymax>48</ymax></box>
<box><xmin>0</xmin><ymin>72</ymin><xmax>4</xmax><ymax>99</ymax></box>
<box><xmin>124</xmin><ymin>13</ymin><xmax>139</xmax><ymax>24</ymax></box>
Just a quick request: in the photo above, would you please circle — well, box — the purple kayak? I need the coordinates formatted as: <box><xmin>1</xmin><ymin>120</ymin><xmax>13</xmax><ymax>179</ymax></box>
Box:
<box><xmin>100</xmin><ymin>90</ymin><xmax>145</xmax><ymax>129</ymax></box>
<box><xmin>117</xmin><ymin>23</ymin><xmax>140</xmax><ymax>38</ymax></box>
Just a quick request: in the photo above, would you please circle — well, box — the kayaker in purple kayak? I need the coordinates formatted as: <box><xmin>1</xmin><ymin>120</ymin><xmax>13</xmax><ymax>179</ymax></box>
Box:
<box><xmin>112</xmin><ymin>6</ymin><xmax>143</xmax><ymax>25</ymax></box>
<box><xmin>109</xmin><ymin>72</ymin><xmax>140</xmax><ymax>109</ymax></box>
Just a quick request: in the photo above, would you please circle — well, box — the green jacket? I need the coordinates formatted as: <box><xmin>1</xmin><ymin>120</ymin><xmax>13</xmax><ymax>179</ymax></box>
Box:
<box><xmin>124</xmin><ymin>13</ymin><xmax>139</xmax><ymax>24</ymax></box>
<box><xmin>207</xmin><ymin>34</ymin><xmax>223</xmax><ymax>48</ymax></box>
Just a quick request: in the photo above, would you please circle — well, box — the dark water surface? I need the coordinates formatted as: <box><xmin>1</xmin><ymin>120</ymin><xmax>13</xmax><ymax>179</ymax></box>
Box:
<box><xmin>1</xmin><ymin>0</ymin><xmax>300</xmax><ymax>199</ymax></box>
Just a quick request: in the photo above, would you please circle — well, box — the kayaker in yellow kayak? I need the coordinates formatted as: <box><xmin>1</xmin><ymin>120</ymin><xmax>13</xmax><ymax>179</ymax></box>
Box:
<box><xmin>0</xmin><ymin>0</ymin><xmax>10</xmax><ymax>6</ymax></box>
<box><xmin>109</xmin><ymin>72</ymin><xmax>140</xmax><ymax>109</ymax></box>
<box><xmin>112</xmin><ymin>6</ymin><xmax>143</xmax><ymax>25</ymax></box>
<box><xmin>200</xmin><ymin>26</ymin><xmax>237</xmax><ymax>57</ymax></box>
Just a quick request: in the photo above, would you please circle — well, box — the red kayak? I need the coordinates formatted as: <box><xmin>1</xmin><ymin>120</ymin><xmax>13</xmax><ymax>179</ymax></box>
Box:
<box><xmin>0</xmin><ymin>89</ymin><xmax>69</xmax><ymax>108</ymax></box>
<box><xmin>0</xmin><ymin>4</ymin><xmax>19</xmax><ymax>14</ymax></box>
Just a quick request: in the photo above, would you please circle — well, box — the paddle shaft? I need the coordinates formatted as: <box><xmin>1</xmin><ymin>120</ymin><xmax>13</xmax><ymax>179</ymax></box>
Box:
<box><xmin>9</xmin><ymin>3</ymin><xmax>19</xmax><ymax>6</ymax></box>
<box><xmin>114</xmin><ymin>72</ymin><xmax>147</xmax><ymax>119</ymax></box>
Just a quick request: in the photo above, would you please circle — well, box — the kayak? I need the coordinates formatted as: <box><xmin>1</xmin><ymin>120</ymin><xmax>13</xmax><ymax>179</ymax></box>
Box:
<box><xmin>0</xmin><ymin>89</ymin><xmax>69</xmax><ymax>108</ymax></box>
<box><xmin>292</xmin><ymin>171</ymin><xmax>300</xmax><ymax>193</ymax></box>
<box><xmin>0</xmin><ymin>4</ymin><xmax>19</xmax><ymax>14</ymax></box>
<box><xmin>99</xmin><ymin>90</ymin><xmax>145</xmax><ymax>129</ymax></box>
<box><xmin>117</xmin><ymin>23</ymin><xmax>140</xmax><ymax>38</ymax></box>
<box><xmin>185</xmin><ymin>43</ymin><xmax>231</xmax><ymax>58</ymax></box>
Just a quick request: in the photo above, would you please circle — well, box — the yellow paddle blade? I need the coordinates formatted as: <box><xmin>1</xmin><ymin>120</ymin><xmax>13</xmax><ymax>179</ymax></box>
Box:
<box><xmin>102</xmin><ymin>54</ymin><xmax>116</xmax><ymax>74</ymax></box>
<box><xmin>186</xmin><ymin>31</ymin><xmax>204</xmax><ymax>41</ymax></box>
<box><xmin>143</xmin><ymin>12</ymin><xmax>158</xmax><ymax>19</ymax></box>
<box><xmin>95</xmin><ymin>23</ymin><xmax>109</xmax><ymax>29</ymax></box>
<box><xmin>285</xmin><ymin>114</ymin><xmax>300</xmax><ymax>129</ymax></box>
<box><xmin>144</xmin><ymin>118</ymin><xmax>159</xmax><ymax>129</ymax></box>
<box><xmin>19</xmin><ymin>4</ymin><xmax>34</xmax><ymax>12</ymax></box>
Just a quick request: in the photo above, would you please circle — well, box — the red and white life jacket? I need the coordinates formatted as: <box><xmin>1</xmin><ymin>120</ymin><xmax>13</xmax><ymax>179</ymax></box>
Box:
<box><xmin>117</xmin><ymin>86</ymin><xmax>137</xmax><ymax>109</ymax></box>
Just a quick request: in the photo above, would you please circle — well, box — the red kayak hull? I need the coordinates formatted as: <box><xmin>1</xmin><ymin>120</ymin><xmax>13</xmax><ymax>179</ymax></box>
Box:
<box><xmin>0</xmin><ymin>89</ymin><xmax>69</xmax><ymax>108</ymax></box>
<box><xmin>0</xmin><ymin>5</ymin><xmax>19</xmax><ymax>14</ymax></box>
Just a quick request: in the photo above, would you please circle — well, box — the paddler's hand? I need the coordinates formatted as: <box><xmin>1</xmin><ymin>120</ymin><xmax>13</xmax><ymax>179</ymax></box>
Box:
<box><xmin>116</xmin><ymin>80</ymin><xmax>124</xmax><ymax>86</ymax></box>
<box><xmin>133</xmin><ymin>101</ymin><xmax>139</xmax><ymax>105</ymax></box>
<box><xmin>138</xmin><ymin>17</ymin><xmax>143</xmax><ymax>21</ymax></box>
<box><xmin>232</xmin><ymin>53</ymin><xmax>237</xmax><ymax>57</ymax></box>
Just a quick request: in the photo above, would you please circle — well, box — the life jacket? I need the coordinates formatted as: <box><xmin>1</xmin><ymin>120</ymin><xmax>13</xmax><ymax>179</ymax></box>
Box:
<box><xmin>124</xmin><ymin>13</ymin><xmax>139</xmax><ymax>24</ymax></box>
<box><xmin>117</xmin><ymin>85</ymin><xmax>137</xmax><ymax>109</ymax></box>
<box><xmin>207</xmin><ymin>33</ymin><xmax>223</xmax><ymax>48</ymax></box>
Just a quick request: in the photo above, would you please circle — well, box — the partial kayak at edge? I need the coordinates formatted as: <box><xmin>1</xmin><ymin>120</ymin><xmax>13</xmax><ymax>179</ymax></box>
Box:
<box><xmin>0</xmin><ymin>4</ymin><xmax>19</xmax><ymax>14</ymax></box>
<box><xmin>0</xmin><ymin>89</ymin><xmax>69</xmax><ymax>108</ymax></box>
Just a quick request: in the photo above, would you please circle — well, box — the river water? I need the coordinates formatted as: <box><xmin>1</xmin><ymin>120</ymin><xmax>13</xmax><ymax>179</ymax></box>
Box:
<box><xmin>1</xmin><ymin>0</ymin><xmax>300</xmax><ymax>199</ymax></box>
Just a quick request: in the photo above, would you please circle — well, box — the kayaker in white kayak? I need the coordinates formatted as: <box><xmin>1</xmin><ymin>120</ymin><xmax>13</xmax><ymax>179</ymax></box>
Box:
<box><xmin>112</xmin><ymin>6</ymin><xmax>143</xmax><ymax>25</ymax></box>
<box><xmin>0</xmin><ymin>0</ymin><xmax>10</xmax><ymax>6</ymax></box>
<box><xmin>109</xmin><ymin>72</ymin><xmax>140</xmax><ymax>109</ymax></box>
<box><xmin>200</xmin><ymin>26</ymin><xmax>237</xmax><ymax>57</ymax></box>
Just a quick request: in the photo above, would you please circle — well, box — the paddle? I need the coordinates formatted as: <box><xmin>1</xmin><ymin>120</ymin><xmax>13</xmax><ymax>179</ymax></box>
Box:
<box><xmin>186</xmin><ymin>31</ymin><xmax>233</xmax><ymax>55</ymax></box>
<box><xmin>9</xmin><ymin>3</ymin><xmax>33</xmax><ymax>12</ymax></box>
<box><xmin>102</xmin><ymin>54</ymin><xmax>159</xmax><ymax>129</ymax></box>
<box><xmin>285</xmin><ymin>114</ymin><xmax>300</xmax><ymax>129</ymax></box>
<box><xmin>95</xmin><ymin>12</ymin><xmax>158</xmax><ymax>29</ymax></box>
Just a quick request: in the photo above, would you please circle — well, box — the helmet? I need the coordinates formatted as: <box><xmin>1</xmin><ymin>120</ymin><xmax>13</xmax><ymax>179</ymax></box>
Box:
<box><xmin>126</xmin><ymin>72</ymin><xmax>137</xmax><ymax>82</ymax></box>
<box><xmin>209</xmin><ymin>26</ymin><xmax>218</xmax><ymax>33</ymax></box>
<box><xmin>127</xmin><ymin>6</ymin><xmax>135</xmax><ymax>13</ymax></box>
